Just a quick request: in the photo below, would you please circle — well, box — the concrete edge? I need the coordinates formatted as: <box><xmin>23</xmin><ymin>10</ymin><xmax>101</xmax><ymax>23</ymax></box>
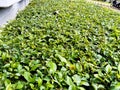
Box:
<box><xmin>0</xmin><ymin>0</ymin><xmax>22</xmax><ymax>7</ymax></box>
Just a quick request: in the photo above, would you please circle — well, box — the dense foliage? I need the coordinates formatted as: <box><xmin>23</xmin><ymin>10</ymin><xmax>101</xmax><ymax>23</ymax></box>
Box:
<box><xmin>1</xmin><ymin>0</ymin><xmax>120</xmax><ymax>89</ymax></box>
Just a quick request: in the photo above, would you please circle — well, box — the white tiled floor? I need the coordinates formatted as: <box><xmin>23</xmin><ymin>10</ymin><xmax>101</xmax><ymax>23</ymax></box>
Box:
<box><xmin>0</xmin><ymin>0</ymin><xmax>29</xmax><ymax>27</ymax></box>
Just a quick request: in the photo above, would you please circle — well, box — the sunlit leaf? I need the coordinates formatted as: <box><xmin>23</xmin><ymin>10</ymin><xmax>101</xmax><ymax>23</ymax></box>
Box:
<box><xmin>118</xmin><ymin>63</ymin><xmax>120</xmax><ymax>74</ymax></box>
<box><xmin>105</xmin><ymin>64</ymin><xmax>112</xmax><ymax>73</ymax></box>
<box><xmin>66</xmin><ymin>76</ymin><xmax>74</xmax><ymax>85</ymax></box>
<box><xmin>37</xmin><ymin>78</ymin><xmax>42</xmax><ymax>87</ymax></box>
<box><xmin>22</xmin><ymin>72</ymin><xmax>32</xmax><ymax>82</ymax></box>
<box><xmin>56</xmin><ymin>54</ymin><xmax>67</xmax><ymax>63</ymax></box>
<box><xmin>15</xmin><ymin>81</ymin><xmax>24</xmax><ymax>89</ymax></box>
<box><xmin>6</xmin><ymin>84</ymin><xmax>12</xmax><ymax>90</ymax></box>
<box><xmin>72</xmin><ymin>74</ymin><xmax>81</xmax><ymax>85</ymax></box>
<box><xmin>46</xmin><ymin>61</ymin><xmax>57</xmax><ymax>74</ymax></box>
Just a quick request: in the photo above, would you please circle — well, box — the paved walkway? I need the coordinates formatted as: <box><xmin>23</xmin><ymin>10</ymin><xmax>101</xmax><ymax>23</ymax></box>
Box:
<box><xmin>86</xmin><ymin>0</ymin><xmax>120</xmax><ymax>13</ymax></box>
<box><xmin>0</xmin><ymin>0</ymin><xmax>21</xmax><ymax>7</ymax></box>
<box><xmin>0</xmin><ymin>0</ymin><xmax>29</xmax><ymax>27</ymax></box>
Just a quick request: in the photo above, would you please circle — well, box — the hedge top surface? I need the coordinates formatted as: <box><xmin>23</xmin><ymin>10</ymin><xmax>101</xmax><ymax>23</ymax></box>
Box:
<box><xmin>0</xmin><ymin>0</ymin><xmax>120</xmax><ymax>90</ymax></box>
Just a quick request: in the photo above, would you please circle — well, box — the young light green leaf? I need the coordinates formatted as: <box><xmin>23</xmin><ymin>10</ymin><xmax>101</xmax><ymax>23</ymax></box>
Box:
<box><xmin>92</xmin><ymin>83</ymin><xmax>98</xmax><ymax>90</ymax></box>
<box><xmin>68</xmin><ymin>84</ymin><xmax>77</xmax><ymax>90</ymax></box>
<box><xmin>78</xmin><ymin>87</ymin><xmax>86</xmax><ymax>90</ymax></box>
<box><xmin>97</xmin><ymin>85</ymin><xmax>105</xmax><ymax>90</ymax></box>
<box><xmin>37</xmin><ymin>78</ymin><xmax>42</xmax><ymax>87</ymax></box>
<box><xmin>105</xmin><ymin>64</ymin><xmax>112</xmax><ymax>73</ymax></box>
<box><xmin>46</xmin><ymin>82</ymin><xmax>54</xmax><ymax>88</ymax></box>
<box><xmin>72</xmin><ymin>74</ymin><xmax>81</xmax><ymax>85</ymax></box>
<box><xmin>46</xmin><ymin>61</ymin><xmax>57</xmax><ymax>74</ymax></box>
<box><xmin>31</xmin><ymin>64</ymin><xmax>40</xmax><ymax>71</ymax></box>
<box><xmin>66</xmin><ymin>76</ymin><xmax>74</xmax><ymax>85</ymax></box>
<box><xmin>30</xmin><ymin>84</ymin><xmax>34</xmax><ymax>89</ymax></box>
<box><xmin>22</xmin><ymin>72</ymin><xmax>32</xmax><ymax>82</ymax></box>
<box><xmin>16</xmin><ymin>81</ymin><xmax>23</xmax><ymax>89</ymax></box>
<box><xmin>6</xmin><ymin>84</ymin><xmax>12</xmax><ymax>90</ymax></box>
<box><xmin>55</xmin><ymin>54</ymin><xmax>67</xmax><ymax>63</ymax></box>
<box><xmin>118</xmin><ymin>63</ymin><xmax>120</xmax><ymax>74</ymax></box>
<box><xmin>80</xmin><ymin>81</ymin><xmax>89</xmax><ymax>86</ymax></box>
<box><xmin>110</xmin><ymin>82</ymin><xmax>120</xmax><ymax>90</ymax></box>
<box><xmin>2</xmin><ymin>53</ymin><xmax>7</xmax><ymax>61</ymax></box>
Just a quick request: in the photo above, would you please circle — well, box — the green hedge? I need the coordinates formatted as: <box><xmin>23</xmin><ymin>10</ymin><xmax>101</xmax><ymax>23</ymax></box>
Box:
<box><xmin>0</xmin><ymin>0</ymin><xmax>120</xmax><ymax>89</ymax></box>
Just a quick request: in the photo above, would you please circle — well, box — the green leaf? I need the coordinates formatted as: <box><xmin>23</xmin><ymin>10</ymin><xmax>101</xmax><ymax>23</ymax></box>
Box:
<box><xmin>118</xmin><ymin>63</ymin><xmax>120</xmax><ymax>74</ymax></box>
<box><xmin>72</xmin><ymin>74</ymin><xmax>81</xmax><ymax>85</ymax></box>
<box><xmin>97</xmin><ymin>85</ymin><xmax>105</xmax><ymax>89</ymax></box>
<box><xmin>30</xmin><ymin>83</ymin><xmax>34</xmax><ymax>89</ymax></box>
<box><xmin>31</xmin><ymin>64</ymin><xmax>40</xmax><ymax>71</ymax></box>
<box><xmin>76</xmin><ymin>63</ymin><xmax>82</xmax><ymax>72</ymax></box>
<box><xmin>78</xmin><ymin>87</ymin><xmax>86</xmax><ymax>90</ymax></box>
<box><xmin>37</xmin><ymin>78</ymin><xmax>43</xmax><ymax>87</ymax></box>
<box><xmin>4</xmin><ymin>63</ymin><xmax>10</xmax><ymax>68</ymax></box>
<box><xmin>17</xmin><ymin>64</ymin><xmax>22</xmax><ymax>72</ymax></box>
<box><xmin>68</xmin><ymin>84</ymin><xmax>77</xmax><ymax>90</ymax></box>
<box><xmin>110</xmin><ymin>82</ymin><xmax>120</xmax><ymax>90</ymax></box>
<box><xmin>40</xmin><ymin>86</ymin><xmax>45</xmax><ymax>90</ymax></box>
<box><xmin>46</xmin><ymin>82</ymin><xmax>54</xmax><ymax>88</ymax></box>
<box><xmin>55</xmin><ymin>54</ymin><xmax>67</xmax><ymax>63</ymax></box>
<box><xmin>2</xmin><ymin>53</ymin><xmax>7</xmax><ymax>61</ymax></box>
<box><xmin>24</xmin><ymin>66</ymin><xmax>29</xmax><ymax>71</ymax></box>
<box><xmin>80</xmin><ymin>81</ymin><xmax>89</xmax><ymax>86</ymax></box>
<box><xmin>105</xmin><ymin>64</ymin><xmax>112</xmax><ymax>73</ymax></box>
<box><xmin>55</xmin><ymin>54</ymin><xmax>71</xmax><ymax>67</ymax></box>
<box><xmin>16</xmin><ymin>81</ymin><xmax>24</xmax><ymax>89</ymax></box>
<box><xmin>92</xmin><ymin>83</ymin><xmax>98</xmax><ymax>90</ymax></box>
<box><xmin>66</xmin><ymin>76</ymin><xmax>73</xmax><ymax>85</ymax></box>
<box><xmin>22</xmin><ymin>72</ymin><xmax>32</xmax><ymax>82</ymax></box>
<box><xmin>4</xmin><ymin>79</ymin><xmax>11</xmax><ymax>87</ymax></box>
<box><xmin>6</xmin><ymin>84</ymin><xmax>12</xmax><ymax>90</ymax></box>
<box><xmin>46</xmin><ymin>61</ymin><xmax>57</xmax><ymax>74</ymax></box>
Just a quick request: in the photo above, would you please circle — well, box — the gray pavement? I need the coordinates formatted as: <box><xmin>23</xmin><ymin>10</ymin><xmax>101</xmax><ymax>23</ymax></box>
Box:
<box><xmin>0</xmin><ymin>0</ymin><xmax>29</xmax><ymax>27</ymax></box>
<box><xmin>0</xmin><ymin>0</ymin><xmax>21</xmax><ymax>7</ymax></box>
